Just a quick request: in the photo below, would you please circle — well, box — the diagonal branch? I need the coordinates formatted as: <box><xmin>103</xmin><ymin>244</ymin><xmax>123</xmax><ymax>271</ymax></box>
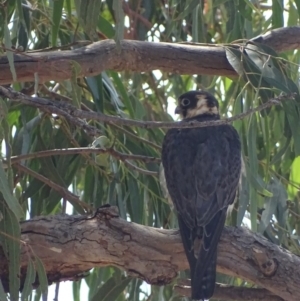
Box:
<box><xmin>0</xmin><ymin>206</ymin><xmax>299</xmax><ymax>301</ymax></box>
<box><xmin>0</xmin><ymin>26</ymin><xmax>299</xmax><ymax>85</ymax></box>
<box><xmin>14</xmin><ymin>163</ymin><xmax>91</xmax><ymax>212</ymax></box>
<box><xmin>0</xmin><ymin>86</ymin><xmax>293</xmax><ymax>130</ymax></box>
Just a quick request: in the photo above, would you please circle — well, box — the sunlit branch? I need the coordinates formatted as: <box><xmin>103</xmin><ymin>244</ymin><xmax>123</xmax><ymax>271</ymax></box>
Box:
<box><xmin>1</xmin><ymin>27</ymin><xmax>300</xmax><ymax>85</ymax></box>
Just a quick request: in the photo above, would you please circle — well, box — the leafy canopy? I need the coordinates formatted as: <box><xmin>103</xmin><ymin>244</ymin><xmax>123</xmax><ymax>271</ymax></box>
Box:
<box><xmin>0</xmin><ymin>1</ymin><xmax>300</xmax><ymax>301</ymax></box>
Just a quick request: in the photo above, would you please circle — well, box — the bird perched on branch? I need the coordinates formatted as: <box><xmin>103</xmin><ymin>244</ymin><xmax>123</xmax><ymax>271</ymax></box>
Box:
<box><xmin>162</xmin><ymin>90</ymin><xmax>241</xmax><ymax>300</ymax></box>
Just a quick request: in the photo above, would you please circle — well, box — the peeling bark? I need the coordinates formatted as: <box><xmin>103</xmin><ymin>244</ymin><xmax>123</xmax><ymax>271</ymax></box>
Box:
<box><xmin>0</xmin><ymin>26</ymin><xmax>300</xmax><ymax>85</ymax></box>
<box><xmin>0</xmin><ymin>206</ymin><xmax>299</xmax><ymax>301</ymax></box>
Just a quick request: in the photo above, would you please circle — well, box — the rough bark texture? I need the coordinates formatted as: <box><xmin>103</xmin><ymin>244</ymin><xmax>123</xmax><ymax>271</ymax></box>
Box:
<box><xmin>0</xmin><ymin>206</ymin><xmax>299</xmax><ymax>301</ymax></box>
<box><xmin>0</xmin><ymin>26</ymin><xmax>300</xmax><ymax>85</ymax></box>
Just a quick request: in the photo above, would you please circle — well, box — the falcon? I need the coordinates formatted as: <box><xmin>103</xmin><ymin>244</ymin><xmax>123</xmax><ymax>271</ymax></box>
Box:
<box><xmin>162</xmin><ymin>90</ymin><xmax>241</xmax><ymax>300</ymax></box>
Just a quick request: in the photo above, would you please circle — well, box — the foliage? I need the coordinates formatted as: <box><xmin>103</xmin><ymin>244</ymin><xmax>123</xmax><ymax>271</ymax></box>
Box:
<box><xmin>0</xmin><ymin>0</ymin><xmax>300</xmax><ymax>301</ymax></box>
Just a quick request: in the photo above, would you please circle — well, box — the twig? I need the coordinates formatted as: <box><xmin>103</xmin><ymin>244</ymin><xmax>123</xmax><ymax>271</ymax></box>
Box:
<box><xmin>54</xmin><ymin>282</ymin><xmax>59</xmax><ymax>301</ymax></box>
<box><xmin>0</xmin><ymin>86</ymin><xmax>293</xmax><ymax>130</ymax></box>
<box><xmin>14</xmin><ymin>163</ymin><xmax>91</xmax><ymax>212</ymax></box>
<box><xmin>121</xmin><ymin>159</ymin><xmax>158</xmax><ymax>176</ymax></box>
<box><xmin>174</xmin><ymin>280</ymin><xmax>284</xmax><ymax>301</ymax></box>
<box><xmin>109</xmin><ymin>148</ymin><xmax>160</xmax><ymax>163</ymax></box>
<box><xmin>6</xmin><ymin>147</ymin><xmax>160</xmax><ymax>165</ymax></box>
<box><xmin>72</xmin><ymin>94</ymin><xmax>293</xmax><ymax>129</ymax></box>
<box><xmin>0</xmin><ymin>86</ymin><xmax>102</xmax><ymax>137</ymax></box>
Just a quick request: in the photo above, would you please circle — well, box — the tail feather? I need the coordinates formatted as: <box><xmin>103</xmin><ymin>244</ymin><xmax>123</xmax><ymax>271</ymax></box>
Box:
<box><xmin>191</xmin><ymin>209</ymin><xmax>227</xmax><ymax>300</ymax></box>
<box><xmin>177</xmin><ymin>209</ymin><xmax>227</xmax><ymax>300</ymax></box>
<box><xmin>191</xmin><ymin>248</ymin><xmax>217</xmax><ymax>300</ymax></box>
<box><xmin>177</xmin><ymin>215</ymin><xmax>197</xmax><ymax>274</ymax></box>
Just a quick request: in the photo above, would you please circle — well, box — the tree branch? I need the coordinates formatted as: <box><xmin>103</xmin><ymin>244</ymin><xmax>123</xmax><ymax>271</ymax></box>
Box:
<box><xmin>0</xmin><ymin>86</ymin><xmax>293</xmax><ymax>129</ymax></box>
<box><xmin>6</xmin><ymin>147</ymin><xmax>160</xmax><ymax>165</ymax></box>
<box><xmin>0</xmin><ymin>26</ymin><xmax>299</xmax><ymax>85</ymax></box>
<box><xmin>1</xmin><ymin>206</ymin><xmax>299</xmax><ymax>301</ymax></box>
<box><xmin>175</xmin><ymin>281</ymin><xmax>284</xmax><ymax>301</ymax></box>
<box><xmin>14</xmin><ymin>163</ymin><xmax>91</xmax><ymax>212</ymax></box>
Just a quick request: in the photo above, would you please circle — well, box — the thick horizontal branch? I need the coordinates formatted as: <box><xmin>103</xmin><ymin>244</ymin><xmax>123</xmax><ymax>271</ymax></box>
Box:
<box><xmin>0</xmin><ymin>206</ymin><xmax>299</xmax><ymax>301</ymax></box>
<box><xmin>0</xmin><ymin>27</ymin><xmax>299</xmax><ymax>84</ymax></box>
<box><xmin>0</xmin><ymin>86</ymin><xmax>292</xmax><ymax>130</ymax></box>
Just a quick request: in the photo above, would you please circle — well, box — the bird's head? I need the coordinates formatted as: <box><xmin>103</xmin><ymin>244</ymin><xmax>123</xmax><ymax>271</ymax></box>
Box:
<box><xmin>175</xmin><ymin>90</ymin><xmax>219</xmax><ymax>119</ymax></box>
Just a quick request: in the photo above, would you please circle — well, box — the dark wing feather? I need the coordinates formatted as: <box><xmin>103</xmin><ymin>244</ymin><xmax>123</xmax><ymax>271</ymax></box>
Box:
<box><xmin>162</xmin><ymin>123</ymin><xmax>241</xmax><ymax>301</ymax></box>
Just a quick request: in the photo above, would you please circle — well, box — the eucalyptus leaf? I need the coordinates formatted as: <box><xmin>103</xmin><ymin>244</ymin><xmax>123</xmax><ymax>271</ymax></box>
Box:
<box><xmin>51</xmin><ymin>0</ymin><xmax>64</xmax><ymax>46</ymax></box>
<box><xmin>0</xmin><ymin>204</ymin><xmax>21</xmax><ymax>301</ymax></box>
<box><xmin>0</xmin><ymin>162</ymin><xmax>23</xmax><ymax>219</ymax></box>
<box><xmin>35</xmin><ymin>256</ymin><xmax>48</xmax><ymax>296</ymax></box>
<box><xmin>4</xmin><ymin>23</ymin><xmax>16</xmax><ymax>81</ymax></box>
<box><xmin>0</xmin><ymin>280</ymin><xmax>7</xmax><ymax>301</ymax></box>
<box><xmin>21</xmin><ymin>259</ymin><xmax>36</xmax><ymax>301</ymax></box>
<box><xmin>90</xmin><ymin>274</ymin><xmax>131</xmax><ymax>301</ymax></box>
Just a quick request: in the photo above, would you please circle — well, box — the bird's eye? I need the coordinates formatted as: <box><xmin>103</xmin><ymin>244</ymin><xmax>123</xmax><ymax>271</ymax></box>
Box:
<box><xmin>181</xmin><ymin>98</ymin><xmax>190</xmax><ymax>106</ymax></box>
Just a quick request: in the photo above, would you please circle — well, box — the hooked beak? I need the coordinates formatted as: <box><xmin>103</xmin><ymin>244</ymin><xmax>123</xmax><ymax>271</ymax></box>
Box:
<box><xmin>175</xmin><ymin>106</ymin><xmax>182</xmax><ymax>115</ymax></box>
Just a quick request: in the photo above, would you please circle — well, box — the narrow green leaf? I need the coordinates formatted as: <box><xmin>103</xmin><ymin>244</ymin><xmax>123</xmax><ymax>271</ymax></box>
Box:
<box><xmin>0</xmin><ymin>281</ymin><xmax>7</xmax><ymax>301</ymax></box>
<box><xmin>35</xmin><ymin>256</ymin><xmax>48</xmax><ymax>296</ymax></box>
<box><xmin>272</xmin><ymin>0</ymin><xmax>284</xmax><ymax>28</ymax></box>
<box><xmin>259</xmin><ymin>178</ymin><xmax>288</xmax><ymax>243</ymax></box>
<box><xmin>51</xmin><ymin>0</ymin><xmax>64</xmax><ymax>46</ymax></box>
<box><xmin>103</xmin><ymin>72</ymin><xmax>124</xmax><ymax>107</ymax></box>
<box><xmin>225</xmin><ymin>0</ymin><xmax>236</xmax><ymax>35</ymax></box>
<box><xmin>238</xmin><ymin>0</ymin><xmax>252</xmax><ymax>21</ymax></box>
<box><xmin>249</xmin><ymin>186</ymin><xmax>257</xmax><ymax>232</ymax></box>
<box><xmin>73</xmin><ymin>280</ymin><xmax>81</xmax><ymax>301</ymax></box>
<box><xmin>288</xmin><ymin>156</ymin><xmax>300</xmax><ymax>198</ymax></box>
<box><xmin>225</xmin><ymin>46</ymin><xmax>243</xmax><ymax>76</ymax></box>
<box><xmin>34</xmin><ymin>287</ymin><xmax>41</xmax><ymax>301</ymax></box>
<box><xmin>283</xmin><ymin>102</ymin><xmax>300</xmax><ymax>156</ymax></box>
<box><xmin>85</xmin><ymin>75</ymin><xmax>106</xmax><ymax>112</ymax></box>
<box><xmin>237</xmin><ymin>173</ymin><xmax>249</xmax><ymax>226</ymax></box>
<box><xmin>65</xmin><ymin>0</ymin><xmax>72</xmax><ymax>17</ymax></box>
<box><xmin>4</xmin><ymin>23</ymin><xmax>17</xmax><ymax>82</ymax></box>
<box><xmin>247</xmin><ymin>114</ymin><xmax>258</xmax><ymax>173</ymax></box>
<box><xmin>21</xmin><ymin>259</ymin><xmax>36</xmax><ymax>301</ymax></box>
<box><xmin>0</xmin><ymin>205</ymin><xmax>21</xmax><ymax>301</ymax></box>
<box><xmin>176</xmin><ymin>0</ymin><xmax>200</xmax><ymax>20</ymax></box>
<box><xmin>0</xmin><ymin>162</ymin><xmax>23</xmax><ymax>219</ymax></box>
<box><xmin>15</xmin><ymin>0</ymin><xmax>24</xmax><ymax>24</ymax></box>
<box><xmin>295</xmin><ymin>0</ymin><xmax>300</xmax><ymax>20</ymax></box>
<box><xmin>246</xmin><ymin>114</ymin><xmax>272</xmax><ymax>199</ymax></box>
<box><xmin>113</xmin><ymin>0</ymin><xmax>124</xmax><ymax>45</ymax></box>
<box><xmin>90</xmin><ymin>275</ymin><xmax>131</xmax><ymax>301</ymax></box>
<box><xmin>259</xmin><ymin>179</ymin><xmax>278</xmax><ymax>234</ymax></box>
<box><xmin>127</xmin><ymin>174</ymin><xmax>143</xmax><ymax>224</ymax></box>
<box><xmin>271</xmin><ymin>137</ymin><xmax>290</xmax><ymax>164</ymax></box>
<box><xmin>85</xmin><ymin>0</ymin><xmax>102</xmax><ymax>38</ymax></box>
<box><xmin>98</xmin><ymin>16</ymin><xmax>115</xmax><ymax>38</ymax></box>
<box><xmin>107</xmin><ymin>71</ymin><xmax>134</xmax><ymax>115</ymax></box>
